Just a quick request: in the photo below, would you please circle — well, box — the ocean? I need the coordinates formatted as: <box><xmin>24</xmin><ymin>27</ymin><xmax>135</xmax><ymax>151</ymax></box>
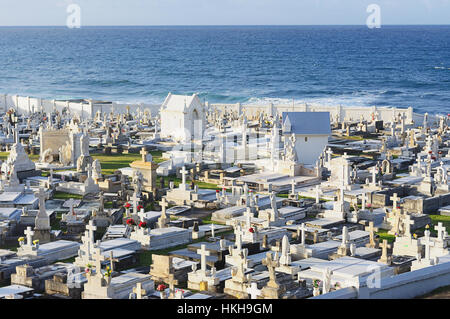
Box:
<box><xmin>0</xmin><ymin>25</ymin><xmax>449</xmax><ymax>113</ymax></box>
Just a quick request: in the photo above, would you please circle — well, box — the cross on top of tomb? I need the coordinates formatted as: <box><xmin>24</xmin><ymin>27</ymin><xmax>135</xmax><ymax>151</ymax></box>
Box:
<box><xmin>24</xmin><ymin>227</ymin><xmax>34</xmax><ymax>247</ymax></box>
<box><xmin>180</xmin><ymin>166</ymin><xmax>188</xmax><ymax>185</ymax></box>
<box><xmin>140</xmin><ymin>147</ymin><xmax>149</xmax><ymax>162</ymax></box>
<box><xmin>86</xmin><ymin>220</ymin><xmax>97</xmax><ymax>243</ymax></box>
<box><xmin>133</xmin><ymin>282</ymin><xmax>146</xmax><ymax>300</ymax></box>
<box><xmin>197</xmin><ymin>244</ymin><xmax>211</xmax><ymax>273</ymax></box>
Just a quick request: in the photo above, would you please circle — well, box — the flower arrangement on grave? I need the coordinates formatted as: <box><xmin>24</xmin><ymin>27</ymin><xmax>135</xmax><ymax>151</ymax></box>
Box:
<box><xmin>334</xmin><ymin>282</ymin><xmax>341</xmax><ymax>290</ymax></box>
<box><xmin>18</xmin><ymin>237</ymin><xmax>25</xmax><ymax>245</ymax></box>
<box><xmin>33</xmin><ymin>239</ymin><xmax>39</xmax><ymax>247</ymax></box>
<box><xmin>104</xmin><ymin>266</ymin><xmax>112</xmax><ymax>278</ymax></box>
<box><xmin>138</xmin><ymin>221</ymin><xmax>147</xmax><ymax>228</ymax></box>
<box><xmin>413</xmin><ymin>233</ymin><xmax>417</xmax><ymax>239</ymax></box>
<box><xmin>126</xmin><ymin>218</ymin><xmax>135</xmax><ymax>226</ymax></box>
<box><xmin>425</xmin><ymin>224</ymin><xmax>430</xmax><ymax>229</ymax></box>
<box><xmin>248</xmin><ymin>227</ymin><xmax>254</xmax><ymax>233</ymax></box>
<box><xmin>124</xmin><ymin>202</ymin><xmax>131</xmax><ymax>209</ymax></box>
<box><xmin>137</xmin><ymin>204</ymin><xmax>143</xmax><ymax>211</ymax></box>
<box><xmin>156</xmin><ymin>284</ymin><xmax>167</xmax><ymax>292</ymax></box>
<box><xmin>85</xmin><ymin>264</ymin><xmax>93</xmax><ymax>275</ymax></box>
<box><xmin>312</xmin><ymin>279</ymin><xmax>321</xmax><ymax>288</ymax></box>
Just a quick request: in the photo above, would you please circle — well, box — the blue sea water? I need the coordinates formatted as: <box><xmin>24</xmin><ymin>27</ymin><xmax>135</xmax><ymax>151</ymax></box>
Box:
<box><xmin>0</xmin><ymin>25</ymin><xmax>449</xmax><ymax>113</ymax></box>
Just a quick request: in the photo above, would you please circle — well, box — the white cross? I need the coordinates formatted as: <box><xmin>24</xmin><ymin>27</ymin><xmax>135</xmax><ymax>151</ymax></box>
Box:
<box><xmin>196</xmin><ymin>244</ymin><xmax>210</xmax><ymax>273</ymax></box>
<box><xmin>326</xmin><ymin>148</ymin><xmax>333</xmax><ymax>163</ymax></box>
<box><xmin>390</xmin><ymin>193</ymin><xmax>400</xmax><ymax>209</ymax></box>
<box><xmin>246</xmin><ymin>282</ymin><xmax>261</xmax><ymax>299</ymax></box>
<box><xmin>130</xmin><ymin>192</ymin><xmax>140</xmax><ymax>215</ymax></box>
<box><xmin>235</xmin><ymin>224</ymin><xmax>243</xmax><ymax>251</ymax></box>
<box><xmin>361</xmin><ymin>192</ymin><xmax>366</xmax><ymax>210</ymax></box>
<box><xmin>297</xmin><ymin>223</ymin><xmax>308</xmax><ymax>245</ymax></box>
<box><xmin>140</xmin><ymin>148</ymin><xmax>148</xmax><ymax>162</ymax></box>
<box><xmin>92</xmin><ymin>247</ymin><xmax>106</xmax><ymax>273</ymax></box>
<box><xmin>315</xmin><ymin>185</ymin><xmax>322</xmax><ymax>204</ymax></box>
<box><xmin>435</xmin><ymin>222</ymin><xmax>447</xmax><ymax>241</ymax></box>
<box><xmin>422</xmin><ymin>230</ymin><xmax>435</xmax><ymax>260</ymax></box>
<box><xmin>160</xmin><ymin>197</ymin><xmax>168</xmax><ymax>215</ymax></box>
<box><xmin>403</xmin><ymin>214</ymin><xmax>415</xmax><ymax>237</ymax></box>
<box><xmin>138</xmin><ymin>209</ymin><xmax>146</xmax><ymax>223</ymax></box>
<box><xmin>180</xmin><ymin>166</ymin><xmax>188</xmax><ymax>185</ymax></box>
<box><xmin>371</xmin><ymin>166</ymin><xmax>377</xmax><ymax>185</ymax></box>
<box><xmin>24</xmin><ymin>227</ymin><xmax>34</xmax><ymax>247</ymax></box>
<box><xmin>86</xmin><ymin>220</ymin><xmax>97</xmax><ymax>244</ymax></box>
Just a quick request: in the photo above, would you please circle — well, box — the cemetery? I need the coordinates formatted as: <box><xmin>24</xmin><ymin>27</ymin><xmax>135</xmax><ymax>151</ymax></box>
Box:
<box><xmin>0</xmin><ymin>94</ymin><xmax>449</xmax><ymax>300</ymax></box>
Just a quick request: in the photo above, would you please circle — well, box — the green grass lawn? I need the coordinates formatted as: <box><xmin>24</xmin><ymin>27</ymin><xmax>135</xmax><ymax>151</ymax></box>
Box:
<box><xmin>53</xmin><ymin>192</ymin><xmax>83</xmax><ymax>200</ymax></box>
<box><xmin>91</xmin><ymin>151</ymin><xmax>166</xmax><ymax>175</ymax></box>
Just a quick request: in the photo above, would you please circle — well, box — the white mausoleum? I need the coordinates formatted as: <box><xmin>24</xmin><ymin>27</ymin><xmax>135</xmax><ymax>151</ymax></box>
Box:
<box><xmin>160</xmin><ymin>93</ymin><xmax>205</xmax><ymax>142</ymax></box>
<box><xmin>282</xmin><ymin>112</ymin><xmax>331</xmax><ymax>165</ymax></box>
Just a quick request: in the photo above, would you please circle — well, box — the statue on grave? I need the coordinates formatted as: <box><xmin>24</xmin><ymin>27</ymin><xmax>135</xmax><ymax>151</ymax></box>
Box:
<box><xmin>59</xmin><ymin>141</ymin><xmax>72</xmax><ymax>166</ymax></box>
<box><xmin>132</xmin><ymin>170</ymin><xmax>143</xmax><ymax>197</ymax></box>
<box><xmin>40</xmin><ymin>148</ymin><xmax>54</xmax><ymax>163</ymax></box>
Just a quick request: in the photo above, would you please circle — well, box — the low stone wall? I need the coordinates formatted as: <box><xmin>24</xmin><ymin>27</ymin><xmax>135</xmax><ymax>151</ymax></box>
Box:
<box><xmin>310</xmin><ymin>257</ymin><xmax>450</xmax><ymax>299</ymax></box>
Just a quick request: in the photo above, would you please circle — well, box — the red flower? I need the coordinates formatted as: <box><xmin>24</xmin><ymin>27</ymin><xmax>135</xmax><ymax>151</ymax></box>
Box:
<box><xmin>216</xmin><ymin>190</ymin><xmax>220</xmax><ymax>193</ymax></box>
<box><xmin>124</xmin><ymin>202</ymin><xmax>131</xmax><ymax>208</ymax></box>
<box><xmin>137</xmin><ymin>205</ymin><xmax>143</xmax><ymax>211</ymax></box>
<box><xmin>126</xmin><ymin>218</ymin><xmax>135</xmax><ymax>225</ymax></box>
<box><xmin>248</xmin><ymin>227</ymin><xmax>254</xmax><ymax>233</ymax></box>
<box><xmin>429</xmin><ymin>151</ymin><xmax>433</xmax><ymax>154</ymax></box>
<box><xmin>431</xmin><ymin>156</ymin><xmax>436</xmax><ymax>160</ymax></box>
<box><xmin>157</xmin><ymin>284</ymin><xmax>167</xmax><ymax>292</ymax></box>
<box><xmin>138</xmin><ymin>221</ymin><xmax>147</xmax><ymax>228</ymax></box>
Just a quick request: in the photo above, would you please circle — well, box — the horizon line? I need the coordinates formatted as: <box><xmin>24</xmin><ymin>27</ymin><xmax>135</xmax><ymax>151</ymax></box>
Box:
<box><xmin>0</xmin><ymin>24</ymin><xmax>449</xmax><ymax>27</ymax></box>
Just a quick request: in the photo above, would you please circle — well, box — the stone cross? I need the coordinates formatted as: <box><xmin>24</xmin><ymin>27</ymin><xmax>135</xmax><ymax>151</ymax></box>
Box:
<box><xmin>297</xmin><ymin>223</ymin><xmax>308</xmax><ymax>245</ymax></box>
<box><xmin>246</xmin><ymin>282</ymin><xmax>262</xmax><ymax>299</ymax></box>
<box><xmin>435</xmin><ymin>222</ymin><xmax>447</xmax><ymax>241</ymax></box>
<box><xmin>180</xmin><ymin>166</ymin><xmax>188</xmax><ymax>185</ymax></box>
<box><xmin>234</xmin><ymin>224</ymin><xmax>243</xmax><ymax>251</ymax></box>
<box><xmin>262</xmin><ymin>252</ymin><xmax>279</xmax><ymax>288</ymax></box>
<box><xmin>133</xmin><ymin>282</ymin><xmax>146</xmax><ymax>299</ymax></box>
<box><xmin>67</xmin><ymin>198</ymin><xmax>75</xmax><ymax>215</ymax></box>
<box><xmin>390</xmin><ymin>193</ymin><xmax>400</xmax><ymax>210</ymax></box>
<box><xmin>167</xmin><ymin>273</ymin><xmax>179</xmax><ymax>298</ymax></box>
<box><xmin>130</xmin><ymin>192</ymin><xmax>140</xmax><ymax>215</ymax></box>
<box><xmin>197</xmin><ymin>244</ymin><xmax>210</xmax><ymax>273</ymax></box>
<box><xmin>140</xmin><ymin>147</ymin><xmax>149</xmax><ymax>162</ymax></box>
<box><xmin>403</xmin><ymin>214</ymin><xmax>415</xmax><ymax>238</ymax></box>
<box><xmin>160</xmin><ymin>197</ymin><xmax>168</xmax><ymax>215</ymax></box>
<box><xmin>365</xmin><ymin>221</ymin><xmax>379</xmax><ymax>248</ymax></box>
<box><xmin>24</xmin><ymin>227</ymin><xmax>34</xmax><ymax>247</ymax></box>
<box><xmin>378</xmin><ymin>240</ymin><xmax>391</xmax><ymax>264</ymax></box>
<box><xmin>138</xmin><ymin>209</ymin><xmax>147</xmax><ymax>223</ymax></box>
<box><xmin>423</xmin><ymin>230</ymin><xmax>435</xmax><ymax>260</ymax></box>
<box><xmin>361</xmin><ymin>193</ymin><xmax>366</xmax><ymax>210</ymax></box>
<box><xmin>371</xmin><ymin>165</ymin><xmax>377</xmax><ymax>185</ymax></box>
<box><xmin>92</xmin><ymin>247</ymin><xmax>106</xmax><ymax>274</ymax></box>
<box><xmin>86</xmin><ymin>220</ymin><xmax>97</xmax><ymax>244</ymax></box>
<box><xmin>106</xmin><ymin>250</ymin><xmax>119</xmax><ymax>273</ymax></box>
<box><xmin>315</xmin><ymin>185</ymin><xmax>321</xmax><ymax>204</ymax></box>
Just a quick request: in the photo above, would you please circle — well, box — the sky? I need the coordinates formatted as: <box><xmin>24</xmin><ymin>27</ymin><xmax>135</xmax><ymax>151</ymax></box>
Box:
<box><xmin>0</xmin><ymin>0</ymin><xmax>449</xmax><ymax>26</ymax></box>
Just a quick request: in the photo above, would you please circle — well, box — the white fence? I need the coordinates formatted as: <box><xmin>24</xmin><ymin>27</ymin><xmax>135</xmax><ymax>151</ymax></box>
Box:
<box><xmin>1</xmin><ymin>93</ymin><xmax>435</xmax><ymax>125</ymax></box>
<box><xmin>0</xmin><ymin>94</ymin><xmax>160</xmax><ymax>119</ymax></box>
